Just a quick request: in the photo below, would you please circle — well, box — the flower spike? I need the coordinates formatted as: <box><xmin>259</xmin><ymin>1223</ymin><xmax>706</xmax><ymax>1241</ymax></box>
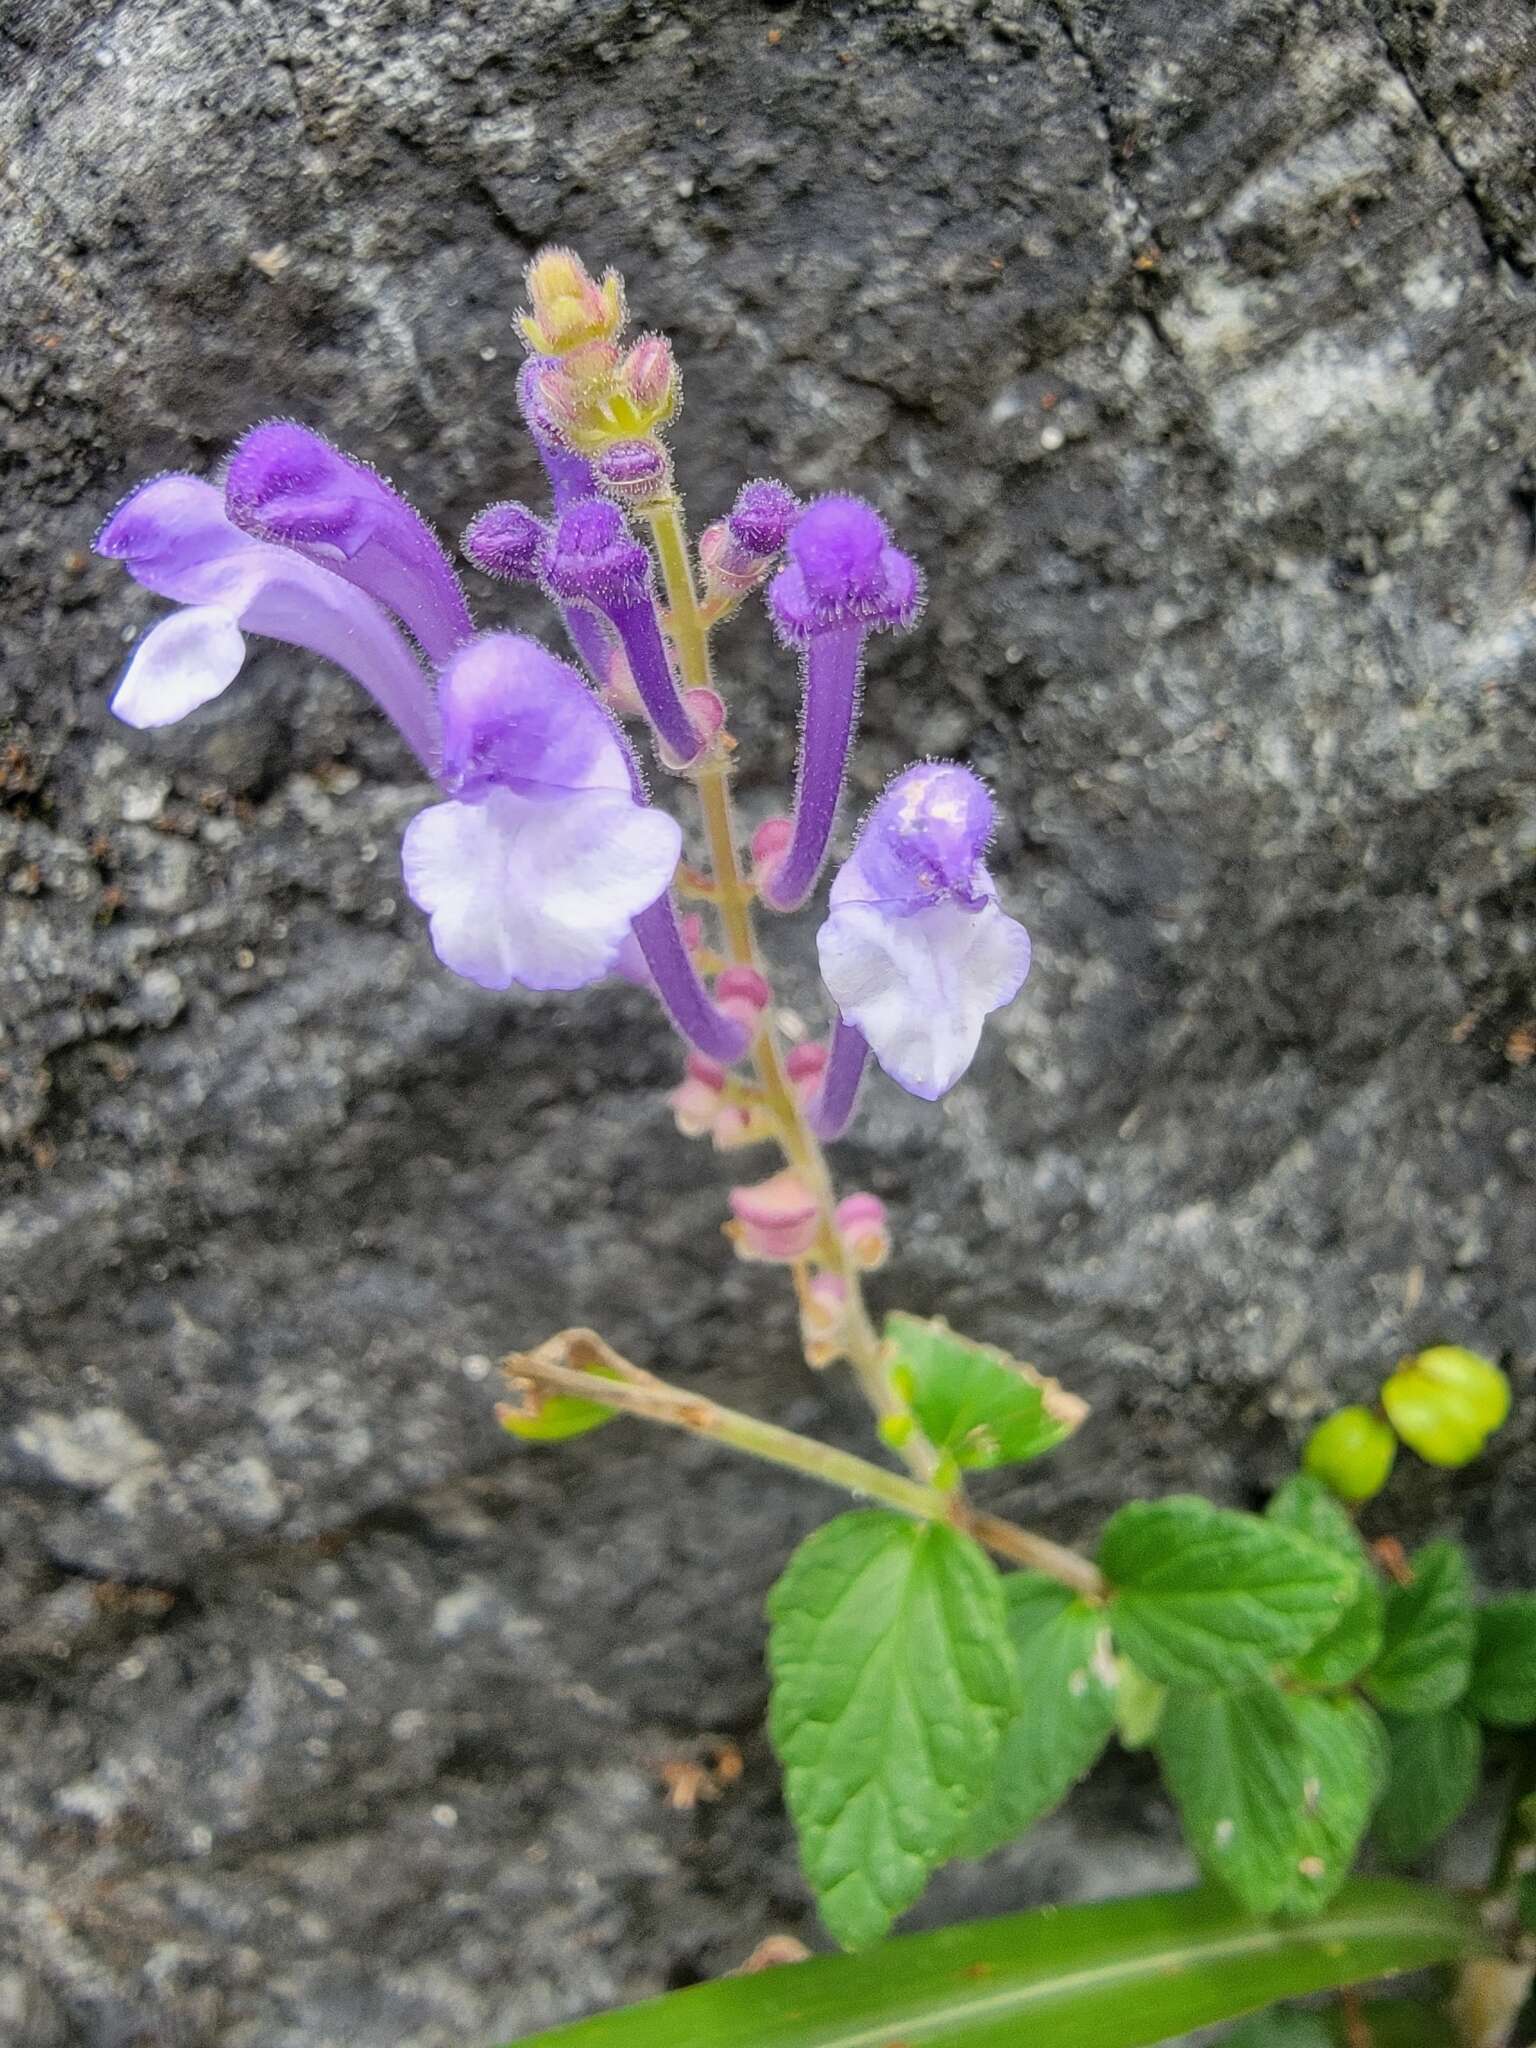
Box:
<box><xmin>759</xmin><ymin>496</ymin><xmax>922</xmax><ymax>913</ymax></box>
<box><xmin>543</xmin><ymin>498</ymin><xmax>709</xmax><ymax>768</ymax></box>
<box><xmin>225</xmin><ymin>421</ymin><xmax>473</xmax><ymax>665</ymax></box>
<box><xmin>816</xmin><ymin>762</ymin><xmax>1031</xmax><ymax>1101</ymax></box>
<box><xmin>95</xmin><ymin>473</ymin><xmax>440</xmax><ymax>768</ymax></box>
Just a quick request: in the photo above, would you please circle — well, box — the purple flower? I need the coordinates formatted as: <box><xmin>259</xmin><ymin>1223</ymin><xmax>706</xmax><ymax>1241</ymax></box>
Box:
<box><xmin>94</xmin><ymin>473</ymin><xmax>440</xmax><ymax>769</ymax></box>
<box><xmin>816</xmin><ymin>763</ymin><xmax>1031</xmax><ymax>1101</ymax></box>
<box><xmin>402</xmin><ymin>635</ymin><xmax>684</xmax><ymax>994</ymax></box>
<box><xmin>759</xmin><ymin>496</ymin><xmax>922</xmax><ymax>914</ymax></box>
<box><xmin>224</xmin><ymin>421</ymin><xmax>473</xmax><ymax>665</ymax></box>
<box><xmin>543</xmin><ymin>498</ymin><xmax>707</xmax><ymax>768</ymax></box>
<box><xmin>729</xmin><ymin>480</ymin><xmax>800</xmax><ymax>561</ymax></box>
<box><xmin>461</xmin><ymin>501</ymin><xmax>551</xmax><ymax>583</ymax></box>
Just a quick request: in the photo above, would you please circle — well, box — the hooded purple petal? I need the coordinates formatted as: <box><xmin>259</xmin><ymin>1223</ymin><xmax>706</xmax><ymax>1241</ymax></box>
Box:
<box><xmin>96</xmin><ymin>474</ymin><xmax>439</xmax><ymax>766</ymax></box>
<box><xmin>401</xmin><ymin>633</ymin><xmax>681</xmax><ymax>994</ymax></box>
<box><xmin>225</xmin><ymin>422</ymin><xmax>473</xmax><ymax>665</ymax></box>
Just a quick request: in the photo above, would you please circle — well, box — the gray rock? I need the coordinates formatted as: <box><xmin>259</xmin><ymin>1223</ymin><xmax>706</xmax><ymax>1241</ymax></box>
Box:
<box><xmin>1</xmin><ymin>0</ymin><xmax>1533</xmax><ymax>2041</ymax></box>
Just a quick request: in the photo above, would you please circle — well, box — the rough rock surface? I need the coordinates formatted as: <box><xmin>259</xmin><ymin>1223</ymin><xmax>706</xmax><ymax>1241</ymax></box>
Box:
<box><xmin>2</xmin><ymin>0</ymin><xmax>1535</xmax><ymax>2041</ymax></box>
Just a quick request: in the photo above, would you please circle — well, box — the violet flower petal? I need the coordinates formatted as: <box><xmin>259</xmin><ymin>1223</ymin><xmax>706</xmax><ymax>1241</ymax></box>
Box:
<box><xmin>225</xmin><ymin>421</ymin><xmax>473</xmax><ymax>665</ymax></box>
<box><xmin>435</xmin><ymin>632</ymin><xmax>632</xmax><ymax>801</ymax></box>
<box><xmin>809</xmin><ymin>1011</ymin><xmax>871</xmax><ymax>1139</ymax></box>
<box><xmin>517</xmin><ymin>357</ymin><xmax>618</xmax><ymax>688</ymax></box>
<box><xmin>96</xmin><ymin>474</ymin><xmax>440</xmax><ymax>766</ymax></box>
<box><xmin>403</xmin><ymin>786</ymin><xmax>682</xmax><ymax>993</ymax></box>
<box><xmin>816</xmin><ymin>896</ymin><xmax>1031</xmax><ymax>1101</ymax></box>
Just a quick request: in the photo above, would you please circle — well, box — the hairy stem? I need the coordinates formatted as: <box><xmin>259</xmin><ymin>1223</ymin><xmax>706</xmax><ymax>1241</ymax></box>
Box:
<box><xmin>503</xmin><ymin>1330</ymin><xmax>1107</xmax><ymax>1598</ymax></box>
<box><xmin>634</xmin><ymin>491</ymin><xmax>918</xmax><ymax>1457</ymax></box>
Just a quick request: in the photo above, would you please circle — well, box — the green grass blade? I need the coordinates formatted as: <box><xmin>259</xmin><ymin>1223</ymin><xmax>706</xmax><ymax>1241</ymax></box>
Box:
<box><xmin>500</xmin><ymin>1878</ymin><xmax>1486</xmax><ymax>2048</ymax></box>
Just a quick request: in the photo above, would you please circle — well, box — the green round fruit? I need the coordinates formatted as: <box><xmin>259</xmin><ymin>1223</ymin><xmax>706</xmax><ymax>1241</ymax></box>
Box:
<box><xmin>1382</xmin><ymin>1346</ymin><xmax>1511</xmax><ymax>1468</ymax></box>
<box><xmin>1302</xmin><ymin>1405</ymin><xmax>1397</xmax><ymax>1503</ymax></box>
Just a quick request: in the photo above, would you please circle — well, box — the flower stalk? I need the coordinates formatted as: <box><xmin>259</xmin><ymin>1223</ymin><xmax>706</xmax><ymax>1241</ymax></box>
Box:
<box><xmin>501</xmin><ymin>1330</ymin><xmax>1106</xmax><ymax>1599</ymax></box>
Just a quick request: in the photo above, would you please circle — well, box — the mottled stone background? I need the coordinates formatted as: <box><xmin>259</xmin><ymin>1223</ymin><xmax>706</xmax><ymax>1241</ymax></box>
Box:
<box><xmin>2</xmin><ymin>0</ymin><xmax>1535</xmax><ymax>2041</ymax></box>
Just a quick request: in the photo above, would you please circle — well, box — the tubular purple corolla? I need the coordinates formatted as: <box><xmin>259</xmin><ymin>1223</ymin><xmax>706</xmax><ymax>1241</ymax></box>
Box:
<box><xmin>809</xmin><ymin>1012</ymin><xmax>872</xmax><ymax>1140</ymax></box>
<box><xmin>762</xmin><ymin>620</ymin><xmax>863</xmax><ymax>912</ymax></box>
<box><xmin>224</xmin><ymin>421</ymin><xmax>473</xmax><ymax>666</ymax></box>
<box><xmin>630</xmin><ymin>896</ymin><xmax>750</xmax><ymax>1063</ymax></box>
<box><xmin>760</xmin><ymin>496</ymin><xmax>921</xmax><ymax>913</ymax></box>
<box><xmin>543</xmin><ymin>499</ymin><xmax>704</xmax><ymax>767</ymax></box>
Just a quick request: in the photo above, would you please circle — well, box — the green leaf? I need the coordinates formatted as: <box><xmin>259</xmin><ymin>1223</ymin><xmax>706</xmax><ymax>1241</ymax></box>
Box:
<box><xmin>499</xmin><ymin>1362</ymin><xmax>623</xmax><ymax>1442</ymax></box>
<box><xmin>1266</xmin><ymin>1476</ymin><xmax>1384</xmax><ymax>1686</ymax></box>
<box><xmin>1468</xmin><ymin>1594</ymin><xmax>1536</xmax><ymax>1727</ymax></box>
<box><xmin>1287</xmin><ymin>1693</ymin><xmax>1388</xmax><ymax>1910</ymax></box>
<box><xmin>957</xmin><ymin>1573</ymin><xmax>1117</xmax><ymax>1858</ymax></box>
<box><xmin>1365</xmin><ymin>1542</ymin><xmax>1475</xmax><ymax>1716</ymax></box>
<box><xmin>884</xmin><ymin>1312</ymin><xmax>1085</xmax><ymax>1471</ymax></box>
<box><xmin>500</xmin><ymin>1879</ymin><xmax>1489</xmax><ymax>2048</ymax></box>
<box><xmin>1155</xmin><ymin>1686</ymin><xmax>1309</xmax><ymax>1914</ymax></box>
<box><xmin>766</xmin><ymin>1510</ymin><xmax>1016</xmax><ymax>1948</ymax></box>
<box><xmin>1101</xmin><ymin>1496</ymin><xmax>1360</xmax><ymax>1688</ymax></box>
<box><xmin>1114</xmin><ymin>1658</ymin><xmax>1168</xmax><ymax>1750</ymax></box>
<box><xmin>1158</xmin><ymin>1687</ymin><xmax>1383</xmax><ymax>1917</ymax></box>
<box><xmin>1373</xmin><ymin>1708</ymin><xmax>1482</xmax><ymax>1863</ymax></box>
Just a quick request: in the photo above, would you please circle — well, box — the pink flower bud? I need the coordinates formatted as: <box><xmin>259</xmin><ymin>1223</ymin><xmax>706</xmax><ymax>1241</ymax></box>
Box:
<box><xmin>621</xmin><ymin>333</ymin><xmax>676</xmax><ymax>413</ymax></box>
<box><xmin>727</xmin><ymin>1170</ymin><xmax>819</xmax><ymax>1263</ymax></box>
<box><xmin>710</xmin><ymin>1101</ymin><xmax>759</xmax><ymax>1150</ymax></box>
<box><xmin>835</xmin><ymin>1191</ymin><xmax>890</xmax><ymax>1271</ymax></box>
<box><xmin>785</xmin><ymin>1040</ymin><xmax>830</xmax><ymax>1102</ymax></box>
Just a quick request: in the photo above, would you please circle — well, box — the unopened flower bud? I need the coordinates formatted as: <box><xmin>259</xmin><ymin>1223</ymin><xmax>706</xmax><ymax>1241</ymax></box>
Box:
<box><xmin>518</xmin><ymin>247</ymin><xmax>626</xmax><ymax>358</ymax></box>
<box><xmin>462</xmin><ymin>501</ymin><xmax>550</xmax><ymax>583</ymax></box>
<box><xmin>1382</xmin><ymin>1346</ymin><xmax>1511</xmax><ymax>1468</ymax></box>
<box><xmin>729</xmin><ymin>479</ymin><xmax>800</xmax><ymax>560</ymax></box>
<box><xmin>834</xmin><ymin>1191</ymin><xmax>889</xmax><ymax>1271</ymax></box>
<box><xmin>1303</xmin><ymin>1406</ymin><xmax>1397</xmax><ymax>1504</ymax></box>
<box><xmin>727</xmin><ymin>1170</ymin><xmax>819</xmax><ymax>1263</ymax></box>
<box><xmin>593</xmin><ymin>437</ymin><xmax>672</xmax><ymax>505</ymax></box>
<box><xmin>621</xmin><ymin>333</ymin><xmax>677</xmax><ymax>415</ymax></box>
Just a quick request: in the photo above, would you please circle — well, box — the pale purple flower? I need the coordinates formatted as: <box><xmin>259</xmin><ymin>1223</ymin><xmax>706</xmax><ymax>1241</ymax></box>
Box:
<box><xmin>759</xmin><ymin>496</ymin><xmax>921</xmax><ymax>913</ymax></box>
<box><xmin>224</xmin><ymin>421</ymin><xmax>473</xmax><ymax>665</ymax></box>
<box><xmin>94</xmin><ymin>473</ymin><xmax>440</xmax><ymax>768</ymax></box>
<box><xmin>816</xmin><ymin>763</ymin><xmax>1031</xmax><ymax>1101</ymax></box>
<box><xmin>402</xmin><ymin>634</ymin><xmax>683</xmax><ymax>994</ymax></box>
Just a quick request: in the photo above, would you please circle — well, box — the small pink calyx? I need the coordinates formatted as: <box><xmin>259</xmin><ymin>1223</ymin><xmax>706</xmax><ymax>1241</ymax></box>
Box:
<box><xmin>835</xmin><ymin>1191</ymin><xmax>890</xmax><ymax>1271</ymax></box>
<box><xmin>669</xmin><ymin>1055</ymin><xmax>726</xmax><ymax>1139</ymax></box>
<box><xmin>798</xmin><ymin>1270</ymin><xmax>849</xmax><ymax>1365</ymax></box>
<box><xmin>660</xmin><ymin>688</ymin><xmax>725</xmax><ymax>771</ymax></box>
<box><xmin>751</xmin><ymin>815</ymin><xmax>793</xmax><ymax>891</ymax></box>
<box><xmin>727</xmin><ymin>1170</ymin><xmax>820</xmax><ymax>1263</ymax></box>
<box><xmin>785</xmin><ymin>1040</ymin><xmax>830</xmax><ymax>1101</ymax></box>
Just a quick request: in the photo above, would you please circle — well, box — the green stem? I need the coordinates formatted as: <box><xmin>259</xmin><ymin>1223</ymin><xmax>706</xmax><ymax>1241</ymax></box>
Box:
<box><xmin>503</xmin><ymin>1336</ymin><xmax>1106</xmax><ymax>1598</ymax></box>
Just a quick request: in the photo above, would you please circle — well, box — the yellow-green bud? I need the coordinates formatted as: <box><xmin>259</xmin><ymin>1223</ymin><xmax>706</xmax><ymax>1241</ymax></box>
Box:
<box><xmin>1303</xmin><ymin>1405</ymin><xmax>1397</xmax><ymax>1503</ymax></box>
<box><xmin>1381</xmin><ymin>1346</ymin><xmax>1511</xmax><ymax>1468</ymax></box>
